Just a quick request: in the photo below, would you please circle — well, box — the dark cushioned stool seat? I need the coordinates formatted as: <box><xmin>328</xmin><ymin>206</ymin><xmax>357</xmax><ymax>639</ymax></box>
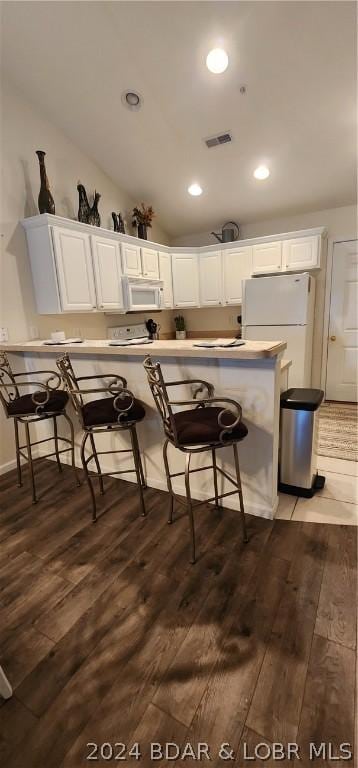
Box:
<box><xmin>174</xmin><ymin>406</ymin><xmax>248</xmax><ymax>446</ymax></box>
<box><xmin>7</xmin><ymin>390</ymin><xmax>69</xmax><ymax>417</ymax></box>
<box><xmin>82</xmin><ymin>396</ymin><xmax>146</xmax><ymax>428</ymax></box>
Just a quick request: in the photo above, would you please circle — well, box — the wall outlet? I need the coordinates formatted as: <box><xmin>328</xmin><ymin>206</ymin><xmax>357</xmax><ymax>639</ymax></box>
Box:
<box><xmin>0</xmin><ymin>327</ymin><xmax>9</xmax><ymax>342</ymax></box>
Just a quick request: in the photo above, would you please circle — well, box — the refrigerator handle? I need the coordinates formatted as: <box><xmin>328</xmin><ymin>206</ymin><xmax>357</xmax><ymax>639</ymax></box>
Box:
<box><xmin>308</xmin><ymin>275</ymin><xmax>311</xmax><ymax>292</ymax></box>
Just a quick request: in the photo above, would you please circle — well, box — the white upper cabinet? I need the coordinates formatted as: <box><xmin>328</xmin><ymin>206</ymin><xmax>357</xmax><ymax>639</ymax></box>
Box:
<box><xmin>252</xmin><ymin>241</ymin><xmax>283</xmax><ymax>275</ymax></box>
<box><xmin>282</xmin><ymin>236</ymin><xmax>320</xmax><ymax>271</ymax></box>
<box><xmin>159</xmin><ymin>251</ymin><xmax>173</xmax><ymax>308</ymax></box>
<box><xmin>172</xmin><ymin>252</ymin><xmax>200</xmax><ymax>307</ymax></box>
<box><xmin>91</xmin><ymin>235</ymin><xmax>124</xmax><ymax>311</ymax></box>
<box><xmin>141</xmin><ymin>247</ymin><xmax>159</xmax><ymax>279</ymax></box>
<box><xmin>223</xmin><ymin>246</ymin><xmax>253</xmax><ymax>305</ymax></box>
<box><xmin>121</xmin><ymin>243</ymin><xmax>142</xmax><ymax>276</ymax></box>
<box><xmin>22</xmin><ymin>215</ymin><xmax>325</xmax><ymax>315</ymax></box>
<box><xmin>52</xmin><ymin>227</ymin><xmax>96</xmax><ymax>311</ymax></box>
<box><xmin>199</xmin><ymin>251</ymin><xmax>223</xmax><ymax>306</ymax></box>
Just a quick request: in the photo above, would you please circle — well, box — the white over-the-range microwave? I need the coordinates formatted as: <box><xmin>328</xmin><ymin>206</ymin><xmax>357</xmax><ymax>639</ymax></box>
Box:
<box><xmin>122</xmin><ymin>276</ymin><xmax>164</xmax><ymax>312</ymax></box>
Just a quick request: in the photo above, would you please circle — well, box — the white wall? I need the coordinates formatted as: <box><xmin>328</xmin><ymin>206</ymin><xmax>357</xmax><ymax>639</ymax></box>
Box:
<box><xmin>172</xmin><ymin>205</ymin><xmax>357</xmax><ymax>387</ymax></box>
<box><xmin>0</xmin><ymin>77</ymin><xmax>170</xmax><ymax>468</ymax></box>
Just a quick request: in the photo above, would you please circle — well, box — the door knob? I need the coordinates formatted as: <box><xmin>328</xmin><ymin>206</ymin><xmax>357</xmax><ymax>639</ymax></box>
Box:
<box><xmin>330</xmin><ymin>335</ymin><xmax>336</xmax><ymax>341</ymax></box>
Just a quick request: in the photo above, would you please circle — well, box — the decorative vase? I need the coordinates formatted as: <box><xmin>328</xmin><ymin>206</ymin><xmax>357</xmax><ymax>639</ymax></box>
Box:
<box><xmin>36</xmin><ymin>150</ymin><xmax>55</xmax><ymax>214</ymax></box>
<box><xmin>137</xmin><ymin>223</ymin><xmax>147</xmax><ymax>240</ymax></box>
<box><xmin>87</xmin><ymin>191</ymin><xmax>101</xmax><ymax>227</ymax></box>
<box><xmin>78</xmin><ymin>184</ymin><xmax>91</xmax><ymax>223</ymax></box>
<box><xmin>176</xmin><ymin>330</ymin><xmax>186</xmax><ymax>340</ymax></box>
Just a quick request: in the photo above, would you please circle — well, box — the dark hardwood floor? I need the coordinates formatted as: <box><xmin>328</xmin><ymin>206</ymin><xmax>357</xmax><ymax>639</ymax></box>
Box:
<box><xmin>0</xmin><ymin>460</ymin><xmax>356</xmax><ymax>767</ymax></box>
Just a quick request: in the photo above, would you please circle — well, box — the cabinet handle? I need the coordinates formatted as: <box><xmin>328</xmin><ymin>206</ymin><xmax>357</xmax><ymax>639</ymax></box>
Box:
<box><xmin>277</xmin><ymin>265</ymin><xmax>281</xmax><ymax>269</ymax></box>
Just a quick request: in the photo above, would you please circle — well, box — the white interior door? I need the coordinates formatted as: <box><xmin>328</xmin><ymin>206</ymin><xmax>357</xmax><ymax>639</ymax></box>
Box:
<box><xmin>326</xmin><ymin>240</ymin><xmax>358</xmax><ymax>401</ymax></box>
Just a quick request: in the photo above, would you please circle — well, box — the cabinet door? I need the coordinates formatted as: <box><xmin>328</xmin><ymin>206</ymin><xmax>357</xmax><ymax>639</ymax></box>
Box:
<box><xmin>283</xmin><ymin>236</ymin><xmax>320</xmax><ymax>271</ymax></box>
<box><xmin>252</xmin><ymin>241</ymin><xmax>283</xmax><ymax>275</ymax></box>
<box><xmin>199</xmin><ymin>251</ymin><xmax>223</xmax><ymax>306</ymax></box>
<box><xmin>223</xmin><ymin>246</ymin><xmax>252</xmax><ymax>305</ymax></box>
<box><xmin>121</xmin><ymin>244</ymin><xmax>142</xmax><ymax>276</ymax></box>
<box><xmin>172</xmin><ymin>253</ymin><xmax>199</xmax><ymax>308</ymax></box>
<box><xmin>159</xmin><ymin>251</ymin><xmax>173</xmax><ymax>308</ymax></box>
<box><xmin>91</xmin><ymin>236</ymin><xmax>124</xmax><ymax>311</ymax></box>
<box><xmin>52</xmin><ymin>227</ymin><xmax>96</xmax><ymax>311</ymax></box>
<box><xmin>141</xmin><ymin>247</ymin><xmax>159</xmax><ymax>278</ymax></box>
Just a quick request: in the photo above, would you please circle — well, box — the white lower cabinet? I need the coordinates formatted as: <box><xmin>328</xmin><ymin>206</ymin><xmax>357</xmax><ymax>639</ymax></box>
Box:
<box><xmin>199</xmin><ymin>251</ymin><xmax>223</xmax><ymax>306</ymax></box>
<box><xmin>91</xmin><ymin>235</ymin><xmax>124</xmax><ymax>311</ymax></box>
<box><xmin>172</xmin><ymin>252</ymin><xmax>199</xmax><ymax>308</ymax></box>
<box><xmin>223</xmin><ymin>246</ymin><xmax>252</xmax><ymax>305</ymax></box>
<box><xmin>121</xmin><ymin>243</ymin><xmax>142</xmax><ymax>276</ymax></box>
<box><xmin>159</xmin><ymin>251</ymin><xmax>173</xmax><ymax>308</ymax></box>
<box><xmin>283</xmin><ymin>236</ymin><xmax>320</xmax><ymax>271</ymax></box>
<box><xmin>252</xmin><ymin>241</ymin><xmax>283</xmax><ymax>275</ymax></box>
<box><xmin>52</xmin><ymin>227</ymin><xmax>97</xmax><ymax>311</ymax></box>
<box><xmin>141</xmin><ymin>247</ymin><xmax>159</xmax><ymax>278</ymax></box>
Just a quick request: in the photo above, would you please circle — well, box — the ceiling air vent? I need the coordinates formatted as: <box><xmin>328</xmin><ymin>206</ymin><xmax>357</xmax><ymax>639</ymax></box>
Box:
<box><xmin>204</xmin><ymin>131</ymin><xmax>232</xmax><ymax>148</ymax></box>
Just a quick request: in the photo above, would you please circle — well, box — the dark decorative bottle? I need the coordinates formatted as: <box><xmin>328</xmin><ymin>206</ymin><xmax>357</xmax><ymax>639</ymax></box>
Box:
<box><xmin>36</xmin><ymin>150</ymin><xmax>55</xmax><ymax>214</ymax></box>
<box><xmin>77</xmin><ymin>183</ymin><xmax>91</xmax><ymax>223</ymax></box>
<box><xmin>88</xmin><ymin>191</ymin><xmax>101</xmax><ymax>227</ymax></box>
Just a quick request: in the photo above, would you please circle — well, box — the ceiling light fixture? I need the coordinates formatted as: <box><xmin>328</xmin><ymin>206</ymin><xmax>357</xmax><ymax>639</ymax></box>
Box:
<box><xmin>121</xmin><ymin>90</ymin><xmax>143</xmax><ymax>111</ymax></box>
<box><xmin>188</xmin><ymin>183</ymin><xmax>203</xmax><ymax>196</ymax></box>
<box><xmin>206</xmin><ymin>48</ymin><xmax>229</xmax><ymax>74</ymax></box>
<box><xmin>253</xmin><ymin>165</ymin><xmax>270</xmax><ymax>180</ymax></box>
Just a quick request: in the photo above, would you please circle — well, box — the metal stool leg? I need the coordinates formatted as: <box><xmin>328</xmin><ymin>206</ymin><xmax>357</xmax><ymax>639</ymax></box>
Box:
<box><xmin>130</xmin><ymin>426</ymin><xmax>146</xmax><ymax>517</ymax></box>
<box><xmin>81</xmin><ymin>431</ymin><xmax>97</xmax><ymax>522</ymax></box>
<box><xmin>63</xmin><ymin>412</ymin><xmax>80</xmax><ymax>487</ymax></box>
<box><xmin>184</xmin><ymin>452</ymin><xmax>196</xmax><ymax>564</ymax></box>
<box><xmin>163</xmin><ymin>439</ymin><xmax>174</xmax><ymax>524</ymax></box>
<box><xmin>212</xmin><ymin>448</ymin><xmax>219</xmax><ymax>509</ymax></box>
<box><xmin>24</xmin><ymin>421</ymin><xmax>37</xmax><ymax>504</ymax></box>
<box><xmin>233</xmin><ymin>443</ymin><xmax>248</xmax><ymax>543</ymax></box>
<box><xmin>90</xmin><ymin>433</ymin><xmax>104</xmax><ymax>495</ymax></box>
<box><xmin>14</xmin><ymin>419</ymin><xmax>22</xmax><ymax>487</ymax></box>
<box><xmin>132</xmin><ymin>426</ymin><xmax>146</xmax><ymax>489</ymax></box>
<box><xmin>53</xmin><ymin>415</ymin><xmax>63</xmax><ymax>473</ymax></box>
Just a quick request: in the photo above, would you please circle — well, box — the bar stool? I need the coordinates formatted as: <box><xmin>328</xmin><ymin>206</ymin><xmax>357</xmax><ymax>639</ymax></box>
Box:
<box><xmin>143</xmin><ymin>355</ymin><xmax>248</xmax><ymax>563</ymax></box>
<box><xmin>57</xmin><ymin>353</ymin><xmax>147</xmax><ymax>521</ymax></box>
<box><xmin>0</xmin><ymin>351</ymin><xmax>79</xmax><ymax>504</ymax></box>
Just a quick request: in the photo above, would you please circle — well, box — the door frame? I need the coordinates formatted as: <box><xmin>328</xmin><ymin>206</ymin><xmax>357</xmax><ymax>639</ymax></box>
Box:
<box><xmin>321</xmin><ymin>236</ymin><xmax>357</xmax><ymax>395</ymax></box>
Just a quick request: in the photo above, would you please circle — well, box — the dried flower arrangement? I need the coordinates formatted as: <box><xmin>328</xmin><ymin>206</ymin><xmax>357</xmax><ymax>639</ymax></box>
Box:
<box><xmin>132</xmin><ymin>203</ymin><xmax>155</xmax><ymax>228</ymax></box>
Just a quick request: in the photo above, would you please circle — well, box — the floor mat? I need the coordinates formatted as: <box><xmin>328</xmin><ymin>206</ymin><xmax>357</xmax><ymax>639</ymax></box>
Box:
<box><xmin>318</xmin><ymin>401</ymin><xmax>358</xmax><ymax>462</ymax></box>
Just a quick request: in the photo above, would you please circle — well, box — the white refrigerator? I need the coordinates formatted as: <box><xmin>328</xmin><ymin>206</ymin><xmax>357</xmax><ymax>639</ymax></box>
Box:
<box><xmin>242</xmin><ymin>273</ymin><xmax>315</xmax><ymax>388</ymax></box>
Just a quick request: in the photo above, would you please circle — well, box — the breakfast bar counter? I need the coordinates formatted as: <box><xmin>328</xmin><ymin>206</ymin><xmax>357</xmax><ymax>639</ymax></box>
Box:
<box><xmin>1</xmin><ymin>338</ymin><xmax>287</xmax><ymax>520</ymax></box>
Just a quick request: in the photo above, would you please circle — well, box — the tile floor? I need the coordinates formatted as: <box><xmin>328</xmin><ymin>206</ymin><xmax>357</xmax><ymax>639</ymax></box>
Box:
<box><xmin>276</xmin><ymin>456</ymin><xmax>358</xmax><ymax>526</ymax></box>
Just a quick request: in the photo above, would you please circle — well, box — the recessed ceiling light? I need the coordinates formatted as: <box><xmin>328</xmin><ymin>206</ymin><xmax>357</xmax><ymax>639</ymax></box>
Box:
<box><xmin>254</xmin><ymin>165</ymin><xmax>270</xmax><ymax>180</ymax></box>
<box><xmin>206</xmin><ymin>48</ymin><xmax>229</xmax><ymax>74</ymax></box>
<box><xmin>188</xmin><ymin>183</ymin><xmax>203</xmax><ymax>196</ymax></box>
<box><xmin>121</xmin><ymin>90</ymin><xmax>143</xmax><ymax>111</ymax></box>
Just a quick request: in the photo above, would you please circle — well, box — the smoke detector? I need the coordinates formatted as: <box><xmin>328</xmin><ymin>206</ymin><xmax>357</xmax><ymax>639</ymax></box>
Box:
<box><xmin>121</xmin><ymin>90</ymin><xmax>143</xmax><ymax>111</ymax></box>
<box><xmin>204</xmin><ymin>131</ymin><xmax>232</xmax><ymax>148</ymax></box>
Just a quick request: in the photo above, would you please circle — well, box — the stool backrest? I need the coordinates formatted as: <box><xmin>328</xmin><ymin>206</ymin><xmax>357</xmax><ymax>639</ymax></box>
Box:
<box><xmin>0</xmin><ymin>352</ymin><xmax>20</xmax><ymax>411</ymax></box>
<box><xmin>56</xmin><ymin>353</ymin><xmax>84</xmax><ymax>423</ymax></box>
<box><xmin>143</xmin><ymin>356</ymin><xmax>178</xmax><ymax>443</ymax></box>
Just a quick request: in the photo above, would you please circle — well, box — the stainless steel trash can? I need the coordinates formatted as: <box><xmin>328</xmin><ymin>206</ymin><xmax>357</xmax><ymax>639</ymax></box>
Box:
<box><xmin>279</xmin><ymin>388</ymin><xmax>325</xmax><ymax>497</ymax></box>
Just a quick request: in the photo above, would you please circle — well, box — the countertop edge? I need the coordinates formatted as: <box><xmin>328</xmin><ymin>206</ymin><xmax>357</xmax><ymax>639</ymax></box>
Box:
<box><xmin>0</xmin><ymin>340</ymin><xmax>287</xmax><ymax>360</ymax></box>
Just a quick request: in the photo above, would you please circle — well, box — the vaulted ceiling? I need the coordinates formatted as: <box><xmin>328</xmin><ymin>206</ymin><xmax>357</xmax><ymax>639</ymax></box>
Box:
<box><xmin>2</xmin><ymin>1</ymin><xmax>357</xmax><ymax>236</ymax></box>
